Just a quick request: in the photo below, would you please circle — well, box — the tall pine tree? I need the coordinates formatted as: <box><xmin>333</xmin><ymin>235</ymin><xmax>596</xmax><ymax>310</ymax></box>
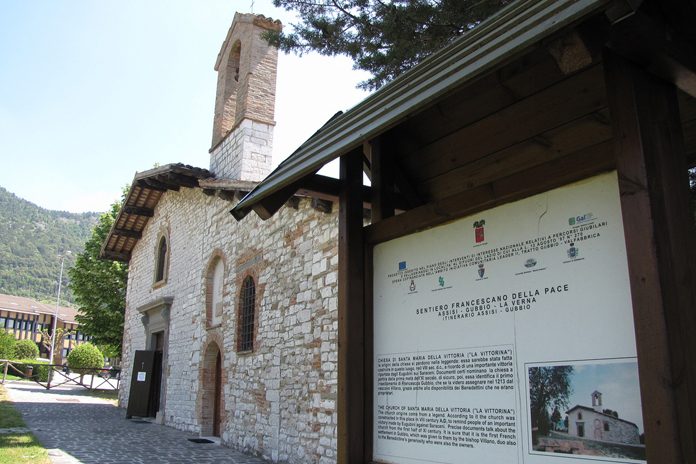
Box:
<box><xmin>267</xmin><ymin>0</ymin><xmax>511</xmax><ymax>89</ymax></box>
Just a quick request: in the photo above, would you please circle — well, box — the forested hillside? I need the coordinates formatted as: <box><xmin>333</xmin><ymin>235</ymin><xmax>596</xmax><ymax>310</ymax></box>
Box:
<box><xmin>0</xmin><ymin>187</ymin><xmax>100</xmax><ymax>303</ymax></box>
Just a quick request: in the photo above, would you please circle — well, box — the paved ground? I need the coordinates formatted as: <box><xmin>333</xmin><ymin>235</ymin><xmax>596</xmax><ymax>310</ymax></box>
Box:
<box><xmin>4</xmin><ymin>381</ymin><xmax>270</xmax><ymax>464</ymax></box>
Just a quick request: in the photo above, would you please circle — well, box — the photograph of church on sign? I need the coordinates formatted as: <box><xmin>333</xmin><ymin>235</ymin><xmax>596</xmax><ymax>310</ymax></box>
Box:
<box><xmin>566</xmin><ymin>391</ymin><xmax>640</xmax><ymax>445</ymax></box>
<box><xmin>528</xmin><ymin>361</ymin><xmax>645</xmax><ymax>462</ymax></box>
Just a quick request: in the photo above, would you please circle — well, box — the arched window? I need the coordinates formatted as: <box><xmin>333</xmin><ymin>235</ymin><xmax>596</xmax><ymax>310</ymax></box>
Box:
<box><xmin>155</xmin><ymin>236</ymin><xmax>168</xmax><ymax>283</ymax></box>
<box><xmin>237</xmin><ymin>276</ymin><xmax>256</xmax><ymax>352</ymax></box>
<box><xmin>206</xmin><ymin>256</ymin><xmax>225</xmax><ymax>327</ymax></box>
<box><xmin>231</xmin><ymin>41</ymin><xmax>240</xmax><ymax>82</ymax></box>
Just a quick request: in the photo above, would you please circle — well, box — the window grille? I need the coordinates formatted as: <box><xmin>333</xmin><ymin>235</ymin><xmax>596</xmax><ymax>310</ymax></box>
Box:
<box><xmin>237</xmin><ymin>276</ymin><xmax>256</xmax><ymax>352</ymax></box>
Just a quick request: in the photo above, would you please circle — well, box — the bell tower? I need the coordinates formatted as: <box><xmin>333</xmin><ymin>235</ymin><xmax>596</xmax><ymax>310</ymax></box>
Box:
<box><xmin>592</xmin><ymin>390</ymin><xmax>603</xmax><ymax>412</ymax></box>
<box><xmin>209</xmin><ymin>13</ymin><xmax>282</xmax><ymax>180</ymax></box>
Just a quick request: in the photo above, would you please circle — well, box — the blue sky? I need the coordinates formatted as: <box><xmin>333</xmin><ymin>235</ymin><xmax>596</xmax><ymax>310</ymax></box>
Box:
<box><xmin>0</xmin><ymin>0</ymin><xmax>369</xmax><ymax>213</ymax></box>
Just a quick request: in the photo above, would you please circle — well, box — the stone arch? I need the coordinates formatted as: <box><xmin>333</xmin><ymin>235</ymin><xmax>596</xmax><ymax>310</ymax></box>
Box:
<box><xmin>204</xmin><ymin>250</ymin><xmax>227</xmax><ymax>328</ymax></box>
<box><xmin>153</xmin><ymin>227</ymin><xmax>170</xmax><ymax>286</ymax></box>
<box><xmin>213</xmin><ymin>39</ymin><xmax>242</xmax><ymax>145</ymax></box>
<box><xmin>199</xmin><ymin>337</ymin><xmax>225</xmax><ymax>437</ymax></box>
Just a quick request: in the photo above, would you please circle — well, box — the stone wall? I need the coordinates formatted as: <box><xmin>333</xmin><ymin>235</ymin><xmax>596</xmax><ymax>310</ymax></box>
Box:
<box><xmin>209</xmin><ymin>119</ymin><xmax>273</xmax><ymax>181</ymax></box>
<box><xmin>120</xmin><ymin>187</ymin><xmax>339</xmax><ymax>464</ymax></box>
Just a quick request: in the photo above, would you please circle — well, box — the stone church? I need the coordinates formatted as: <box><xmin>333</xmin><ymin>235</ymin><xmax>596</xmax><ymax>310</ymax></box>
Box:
<box><xmin>566</xmin><ymin>391</ymin><xmax>641</xmax><ymax>445</ymax></box>
<box><xmin>102</xmin><ymin>13</ymin><xmax>340</xmax><ymax>463</ymax></box>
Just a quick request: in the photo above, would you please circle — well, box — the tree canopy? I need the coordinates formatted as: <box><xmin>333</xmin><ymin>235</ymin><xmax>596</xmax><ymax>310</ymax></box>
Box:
<box><xmin>268</xmin><ymin>0</ymin><xmax>511</xmax><ymax>89</ymax></box>
<box><xmin>68</xmin><ymin>195</ymin><xmax>128</xmax><ymax>354</ymax></box>
<box><xmin>529</xmin><ymin>365</ymin><xmax>573</xmax><ymax>437</ymax></box>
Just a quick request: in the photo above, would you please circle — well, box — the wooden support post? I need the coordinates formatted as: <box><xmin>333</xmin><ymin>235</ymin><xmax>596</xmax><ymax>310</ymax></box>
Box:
<box><xmin>371</xmin><ymin>137</ymin><xmax>395</xmax><ymax>223</ymax></box>
<box><xmin>2</xmin><ymin>360</ymin><xmax>8</xmax><ymax>384</ymax></box>
<box><xmin>338</xmin><ymin>148</ymin><xmax>365</xmax><ymax>463</ymax></box>
<box><xmin>604</xmin><ymin>50</ymin><xmax>696</xmax><ymax>462</ymax></box>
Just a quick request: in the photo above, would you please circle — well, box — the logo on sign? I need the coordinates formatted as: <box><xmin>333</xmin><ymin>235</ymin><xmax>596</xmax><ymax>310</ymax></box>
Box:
<box><xmin>524</xmin><ymin>258</ymin><xmax>537</xmax><ymax>268</ymax></box>
<box><xmin>567</xmin><ymin>243</ymin><xmax>579</xmax><ymax>259</ymax></box>
<box><xmin>568</xmin><ymin>213</ymin><xmax>595</xmax><ymax>226</ymax></box>
<box><xmin>473</xmin><ymin>219</ymin><xmax>486</xmax><ymax>243</ymax></box>
<box><xmin>478</xmin><ymin>263</ymin><xmax>485</xmax><ymax>278</ymax></box>
<box><xmin>409</xmin><ymin>280</ymin><xmax>416</xmax><ymax>292</ymax></box>
<box><xmin>438</xmin><ymin>276</ymin><xmax>445</xmax><ymax>287</ymax></box>
<box><xmin>398</xmin><ymin>261</ymin><xmax>407</xmax><ymax>271</ymax></box>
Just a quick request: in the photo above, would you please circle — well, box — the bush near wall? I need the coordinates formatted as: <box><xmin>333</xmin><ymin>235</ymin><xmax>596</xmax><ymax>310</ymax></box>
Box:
<box><xmin>13</xmin><ymin>340</ymin><xmax>39</xmax><ymax>360</ymax></box>
<box><xmin>10</xmin><ymin>360</ymin><xmax>50</xmax><ymax>382</ymax></box>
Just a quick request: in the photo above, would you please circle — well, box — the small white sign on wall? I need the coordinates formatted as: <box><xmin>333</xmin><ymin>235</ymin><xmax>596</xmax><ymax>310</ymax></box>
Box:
<box><xmin>137</xmin><ymin>371</ymin><xmax>146</xmax><ymax>382</ymax></box>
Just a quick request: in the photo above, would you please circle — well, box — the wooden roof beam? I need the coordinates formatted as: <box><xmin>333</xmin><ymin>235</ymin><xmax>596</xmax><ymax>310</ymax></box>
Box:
<box><xmin>607</xmin><ymin>10</ymin><xmax>696</xmax><ymax>98</ymax></box>
<box><xmin>111</xmin><ymin>228</ymin><xmax>142</xmax><ymax>239</ymax></box>
<box><xmin>122</xmin><ymin>205</ymin><xmax>154</xmax><ymax>217</ymax></box>
<box><xmin>102</xmin><ymin>250</ymin><xmax>131</xmax><ymax>262</ymax></box>
<box><xmin>240</xmin><ymin>175</ymin><xmax>312</xmax><ymax>220</ymax></box>
<box><xmin>163</xmin><ymin>172</ymin><xmax>200</xmax><ymax>188</ymax></box>
<box><xmin>136</xmin><ymin>179</ymin><xmax>169</xmax><ymax>192</ymax></box>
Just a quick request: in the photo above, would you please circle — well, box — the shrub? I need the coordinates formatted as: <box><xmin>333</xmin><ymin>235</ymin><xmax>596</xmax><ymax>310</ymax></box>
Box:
<box><xmin>13</xmin><ymin>339</ymin><xmax>39</xmax><ymax>360</ymax></box>
<box><xmin>67</xmin><ymin>343</ymin><xmax>104</xmax><ymax>372</ymax></box>
<box><xmin>0</xmin><ymin>332</ymin><xmax>15</xmax><ymax>359</ymax></box>
<box><xmin>12</xmin><ymin>360</ymin><xmax>50</xmax><ymax>382</ymax></box>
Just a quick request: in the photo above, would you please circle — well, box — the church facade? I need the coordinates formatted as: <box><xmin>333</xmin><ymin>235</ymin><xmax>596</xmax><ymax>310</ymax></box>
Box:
<box><xmin>566</xmin><ymin>391</ymin><xmax>640</xmax><ymax>445</ymax></box>
<box><xmin>105</xmin><ymin>13</ymin><xmax>339</xmax><ymax>463</ymax></box>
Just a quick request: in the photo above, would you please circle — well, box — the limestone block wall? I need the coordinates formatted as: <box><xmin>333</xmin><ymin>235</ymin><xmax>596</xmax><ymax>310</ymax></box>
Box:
<box><xmin>209</xmin><ymin>119</ymin><xmax>273</xmax><ymax>180</ymax></box>
<box><xmin>120</xmin><ymin>187</ymin><xmax>339</xmax><ymax>464</ymax></box>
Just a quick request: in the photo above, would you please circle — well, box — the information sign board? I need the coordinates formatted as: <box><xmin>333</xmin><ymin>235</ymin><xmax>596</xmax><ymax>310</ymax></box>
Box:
<box><xmin>373</xmin><ymin>172</ymin><xmax>645</xmax><ymax>463</ymax></box>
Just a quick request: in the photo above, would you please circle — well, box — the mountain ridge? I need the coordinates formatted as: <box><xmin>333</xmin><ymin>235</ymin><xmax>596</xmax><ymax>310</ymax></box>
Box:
<box><xmin>0</xmin><ymin>186</ymin><xmax>101</xmax><ymax>304</ymax></box>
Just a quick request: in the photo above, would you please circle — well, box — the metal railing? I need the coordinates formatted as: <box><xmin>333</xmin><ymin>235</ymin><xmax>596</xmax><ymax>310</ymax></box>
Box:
<box><xmin>1</xmin><ymin>359</ymin><xmax>120</xmax><ymax>391</ymax></box>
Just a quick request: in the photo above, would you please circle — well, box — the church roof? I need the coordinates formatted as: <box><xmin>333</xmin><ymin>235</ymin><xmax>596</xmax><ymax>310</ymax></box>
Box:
<box><xmin>101</xmin><ymin>163</ymin><xmax>212</xmax><ymax>262</ymax></box>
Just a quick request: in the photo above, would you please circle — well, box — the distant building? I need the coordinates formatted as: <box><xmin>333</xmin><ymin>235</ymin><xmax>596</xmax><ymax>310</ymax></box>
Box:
<box><xmin>0</xmin><ymin>293</ymin><xmax>88</xmax><ymax>363</ymax></box>
<box><xmin>566</xmin><ymin>391</ymin><xmax>640</xmax><ymax>445</ymax></box>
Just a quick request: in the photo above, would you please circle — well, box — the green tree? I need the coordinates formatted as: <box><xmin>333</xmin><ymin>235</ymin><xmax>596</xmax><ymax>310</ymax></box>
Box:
<box><xmin>0</xmin><ymin>331</ymin><xmax>16</xmax><ymax>359</ymax></box>
<box><xmin>13</xmin><ymin>339</ymin><xmax>39</xmax><ymax>360</ymax></box>
<box><xmin>529</xmin><ymin>366</ymin><xmax>573</xmax><ymax>440</ymax></box>
<box><xmin>38</xmin><ymin>327</ymin><xmax>73</xmax><ymax>364</ymax></box>
<box><xmin>550</xmin><ymin>406</ymin><xmax>562</xmax><ymax>430</ymax></box>
<box><xmin>268</xmin><ymin>0</ymin><xmax>510</xmax><ymax>90</ymax></box>
<box><xmin>68</xmin><ymin>195</ymin><xmax>128</xmax><ymax>355</ymax></box>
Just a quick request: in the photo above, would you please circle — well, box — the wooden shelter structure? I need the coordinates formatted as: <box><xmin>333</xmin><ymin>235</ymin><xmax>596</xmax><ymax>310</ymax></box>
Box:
<box><xmin>231</xmin><ymin>0</ymin><xmax>696</xmax><ymax>462</ymax></box>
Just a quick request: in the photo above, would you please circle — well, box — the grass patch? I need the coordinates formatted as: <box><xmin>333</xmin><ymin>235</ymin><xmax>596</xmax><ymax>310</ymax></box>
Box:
<box><xmin>0</xmin><ymin>384</ymin><xmax>24</xmax><ymax>428</ymax></box>
<box><xmin>0</xmin><ymin>385</ymin><xmax>50</xmax><ymax>464</ymax></box>
<box><xmin>0</xmin><ymin>434</ymin><xmax>50</xmax><ymax>464</ymax></box>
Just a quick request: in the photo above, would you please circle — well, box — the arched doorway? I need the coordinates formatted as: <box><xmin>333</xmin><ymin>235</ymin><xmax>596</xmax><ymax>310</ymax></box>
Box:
<box><xmin>214</xmin><ymin>351</ymin><xmax>222</xmax><ymax>436</ymax></box>
<box><xmin>200</xmin><ymin>341</ymin><xmax>223</xmax><ymax>437</ymax></box>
